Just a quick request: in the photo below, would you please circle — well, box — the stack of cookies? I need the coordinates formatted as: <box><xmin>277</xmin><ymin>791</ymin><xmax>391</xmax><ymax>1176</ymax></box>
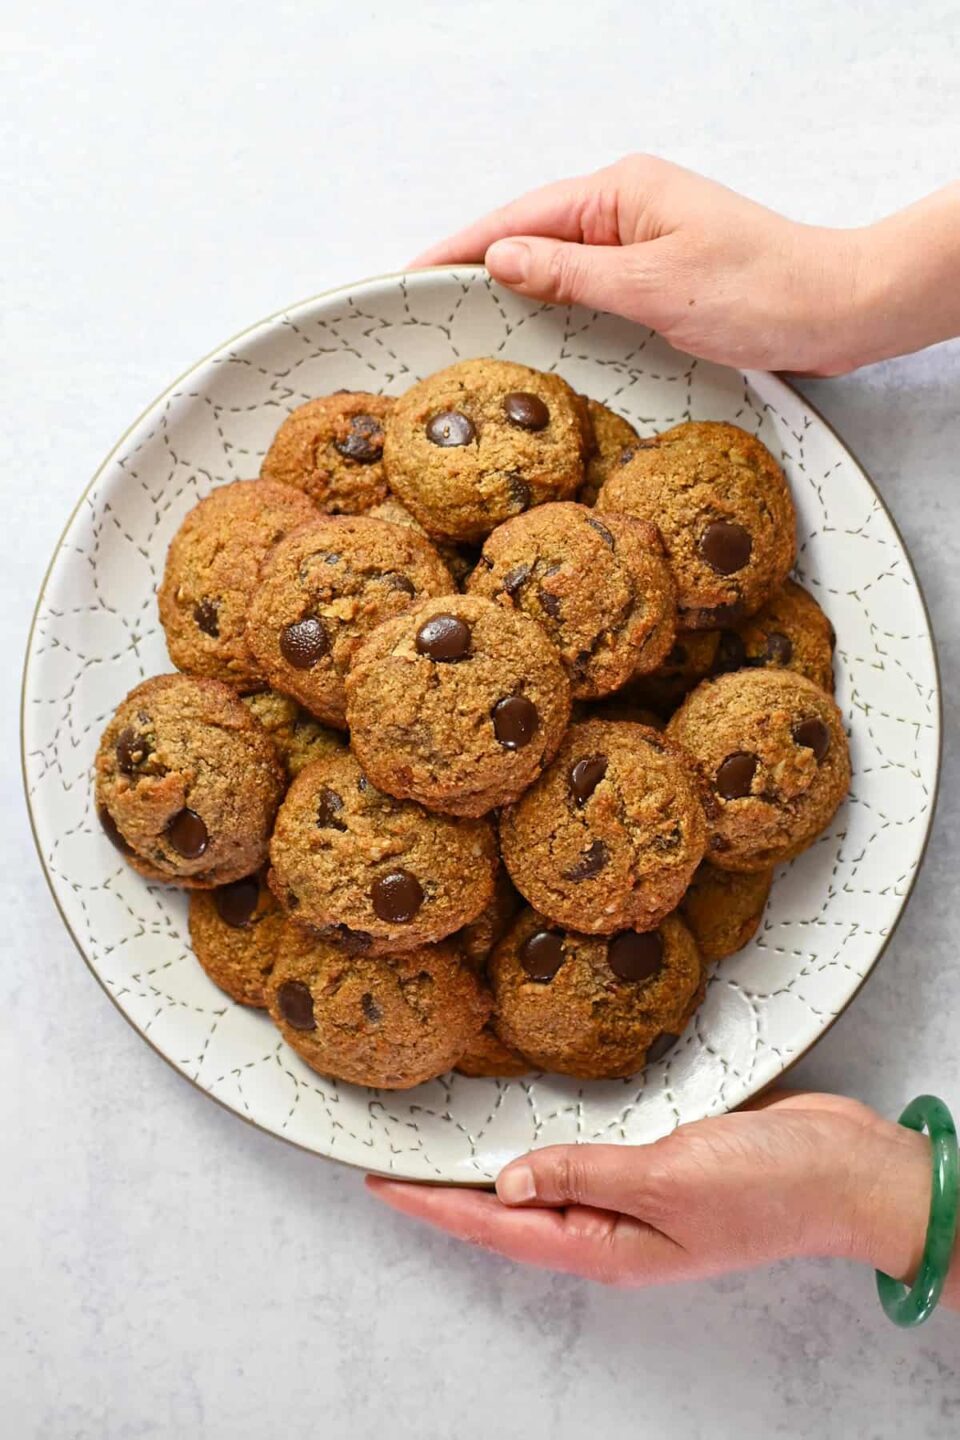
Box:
<box><xmin>94</xmin><ymin>357</ymin><xmax>850</xmax><ymax>1089</ymax></box>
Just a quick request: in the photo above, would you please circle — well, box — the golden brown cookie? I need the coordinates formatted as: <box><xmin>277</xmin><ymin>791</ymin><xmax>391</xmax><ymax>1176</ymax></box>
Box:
<box><xmin>717</xmin><ymin>579</ymin><xmax>836</xmax><ymax>692</ymax></box>
<box><xmin>597</xmin><ymin>421</ymin><xmax>796</xmax><ymax>629</ymax></box>
<box><xmin>260</xmin><ymin>392</ymin><xmax>394</xmax><ymax>514</ymax></box>
<box><xmin>454</xmin><ymin>1025</ymin><xmax>530</xmax><ymax>1078</ymax></box>
<box><xmin>245</xmin><ymin>514</ymin><xmax>453</xmax><ymax>728</ymax></box>
<box><xmin>490</xmin><ymin>907</ymin><xmax>704</xmax><ymax>1079</ymax></box>
<box><xmin>188</xmin><ymin>874</ymin><xmax>288</xmax><ymax>1006</ymax></box>
<box><xmin>452</xmin><ymin>872</ymin><xmax>530</xmax><ymax>1076</ymax></box>
<box><xmin>158</xmin><ymin>479</ymin><xmax>317</xmax><ymax>689</ymax></box>
<box><xmin>240</xmin><ymin>689</ymin><xmax>344</xmax><ymax>778</ymax></box>
<box><xmin>95</xmin><ymin>674</ymin><xmax>284</xmax><ymax>887</ymax></box>
<box><xmin>578</xmin><ymin>399</ymin><xmax>639</xmax><ymax>506</ymax></box>
<box><xmin>383</xmin><ymin>358</ymin><xmax>586</xmax><ymax>543</ymax></box>
<box><xmin>367</xmin><ymin>496</ymin><xmax>477</xmax><ymax>589</ymax></box>
<box><xmin>679</xmin><ymin>863</ymin><xmax>772</xmax><ymax>962</ymax></box>
<box><xmin>266</xmin><ymin>926</ymin><xmax>490</xmax><ymax>1089</ymax></box>
<box><xmin>346</xmin><ymin>593</ymin><xmax>572</xmax><ymax>817</ymax></box>
<box><xmin>268</xmin><ymin>748</ymin><xmax>498</xmax><ymax>952</ymax></box>
<box><xmin>666</xmin><ymin>669</ymin><xmax>850</xmax><ymax>871</ymax></box>
<box><xmin>467</xmin><ymin>503</ymin><xmax>676</xmax><ymax>698</ymax></box>
<box><xmin>499</xmin><ymin>720</ymin><xmax>707</xmax><ymax>934</ymax></box>
<box><xmin>620</xmin><ymin>630</ymin><xmax>723</xmax><ymax>717</ymax></box>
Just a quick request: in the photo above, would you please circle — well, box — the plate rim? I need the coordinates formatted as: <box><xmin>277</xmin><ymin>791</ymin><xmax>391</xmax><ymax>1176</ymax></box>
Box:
<box><xmin>21</xmin><ymin>265</ymin><xmax>944</xmax><ymax>1180</ymax></box>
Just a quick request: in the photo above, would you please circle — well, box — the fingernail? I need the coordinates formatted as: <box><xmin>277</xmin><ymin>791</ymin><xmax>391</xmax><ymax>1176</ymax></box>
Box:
<box><xmin>497</xmin><ymin>1162</ymin><xmax>536</xmax><ymax>1204</ymax></box>
<box><xmin>486</xmin><ymin>240</ymin><xmax>530</xmax><ymax>285</ymax></box>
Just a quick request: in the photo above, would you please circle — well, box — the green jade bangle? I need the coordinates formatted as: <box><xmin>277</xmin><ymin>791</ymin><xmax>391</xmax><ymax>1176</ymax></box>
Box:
<box><xmin>876</xmin><ymin>1095</ymin><xmax>959</xmax><ymax>1327</ymax></box>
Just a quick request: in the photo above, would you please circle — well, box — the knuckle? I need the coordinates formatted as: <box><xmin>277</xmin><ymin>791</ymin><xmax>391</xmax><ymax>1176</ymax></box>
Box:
<box><xmin>543</xmin><ymin>245</ymin><xmax>580</xmax><ymax>304</ymax></box>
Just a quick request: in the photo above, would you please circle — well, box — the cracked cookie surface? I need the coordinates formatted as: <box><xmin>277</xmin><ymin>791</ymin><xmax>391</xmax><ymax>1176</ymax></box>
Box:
<box><xmin>666</xmin><ymin>668</ymin><xmax>850</xmax><ymax>871</ymax></box>
<box><xmin>346</xmin><ymin>592</ymin><xmax>572</xmax><ymax>817</ymax></box>
<box><xmin>383</xmin><ymin>358</ymin><xmax>586</xmax><ymax>543</ymax></box>
<box><xmin>490</xmin><ymin>906</ymin><xmax>704</xmax><ymax>1079</ymax></box>
<box><xmin>95</xmin><ymin>673</ymin><xmax>285</xmax><ymax>886</ymax></box>
<box><xmin>260</xmin><ymin>391</ymin><xmax>394</xmax><ymax>514</ymax></box>
<box><xmin>158</xmin><ymin>479</ymin><xmax>318</xmax><ymax>689</ymax></box>
<box><xmin>265</xmin><ymin>925</ymin><xmax>490</xmax><ymax>1089</ymax></box>
<box><xmin>597</xmin><ymin>421</ymin><xmax>796</xmax><ymax>629</ymax></box>
<box><xmin>499</xmin><ymin>719</ymin><xmax>707</xmax><ymax>934</ymax></box>
<box><xmin>468</xmin><ymin>502</ymin><xmax>676</xmax><ymax>698</ymax></box>
<box><xmin>268</xmin><ymin>748</ymin><xmax>498</xmax><ymax>952</ymax></box>
<box><xmin>246</xmin><ymin>514</ymin><xmax>453</xmax><ymax>727</ymax></box>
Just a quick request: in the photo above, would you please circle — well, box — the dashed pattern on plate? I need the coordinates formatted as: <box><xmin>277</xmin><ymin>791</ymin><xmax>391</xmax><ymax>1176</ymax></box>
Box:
<box><xmin>23</xmin><ymin>270</ymin><xmax>939</xmax><ymax>1181</ymax></box>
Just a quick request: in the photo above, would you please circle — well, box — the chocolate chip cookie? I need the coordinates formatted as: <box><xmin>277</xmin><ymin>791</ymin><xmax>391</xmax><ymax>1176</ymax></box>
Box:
<box><xmin>679</xmin><ymin>863</ymin><xmax>772</xmax><ymax>962</ymax></box>
<box><xmin>158</xmin><ymin>479</ymin><xmax>318</xmax><ymax>688</ymax></box>
<box><xmin>245</xmin><ymin>514</ymin><xmax>453</xmax><ymax>728</ymax></box>
<box><xmin>467</xmin><ymin>502</ymin><xmax>676</xmax><ymax>698</ymax></box>
<box><xmin>346</xmin><ymin>593</ymin><xmax>572</xmax><ymax>817</ymax></box>
<box><xmin>95</xmin><ymin>674</ymin><xmax>285</xmax><ymax>886</ymax></box>
<box><xmin>597</xmin><ymin>421</ymin><xmax>796</xmax><ymax>629</ymax></box>
<box><xmin>268</xmin><ymin>748</ymin><xmax>498</xmax><ymax>951</ymax></box>
<box><xmin>666</xmin><ymin>668</ymin><xmax>850</xmax><ymax>871</ymax></box>
<box><xmin>499</xmin><ymin>719</ymin><xmax>707</xmax><ymax>934</ymax></box>
<box><xmin>620</xmin><ymin>629</ymin><xmax>722</xmax><ymax>717</ymax></box>
<box><xmin>367</xmin><ymin>495</ymin><xmax>477</xmax><ymax>589</ymax></box>
<box><xmin>383</xmin><ymin>358</ymin><xmax>586</xmax><ymax>543</ymax></box>
<box><xmin>266</xmin><ymin>925</ymin><xmax>490</xmax><ymax>1089</ymax></box>
<box><xmin>188</xmin><ymin>873</ymin><xmax>288</xmax><ymax>1006</ymax></box>
<box><xmin>454</xmin><ymin>871</ymin><xmax>529</xmax><ymax>1077</ymax></box>
<box><xmin>260</xmin><ymin>392</ymin><xmax>394</xmax><ymax>514</ymax></box>
<box><xmin>241</xmin><ymin>689</ymin><xmax>344</xmax><ymax>778</ymax></box>
<box><xmin>718</xmin><ymin>579</ymin><xmax>836</xmax><ymax>692</ymax></box>
<box><xmin>490</xmin><ymin>907</ymin><xmax>704</xmax><ymax>1079</ymax></box>
<box><xmin>578</xmin><ymin>399</ymin><xmax>639</xmax><ymax>506</ymax></box>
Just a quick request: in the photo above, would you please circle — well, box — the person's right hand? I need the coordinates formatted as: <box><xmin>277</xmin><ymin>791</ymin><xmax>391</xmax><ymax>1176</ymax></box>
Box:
<box><xmin>414</xmin><ymin>156</ymin><xmax>960</xmax><ymax>377</ymax></box>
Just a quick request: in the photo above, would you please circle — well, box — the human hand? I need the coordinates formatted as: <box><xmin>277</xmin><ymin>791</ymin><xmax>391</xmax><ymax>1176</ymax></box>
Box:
<box><xmin>414</xmin><ymin>156</ymin><xmax>960</xmax><ymax>376</ymax></box>
<box><xmin>368</xmin><ymin>1090</ymin><xmax>957</xmax><ymax>1304</ymax></box>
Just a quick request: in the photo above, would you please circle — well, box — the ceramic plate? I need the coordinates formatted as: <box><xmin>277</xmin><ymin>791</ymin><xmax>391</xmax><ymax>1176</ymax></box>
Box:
<box><xmin>22</xmin><ymin>268</ymin><xmax>941</xmax><ymax>1182</ymax></box>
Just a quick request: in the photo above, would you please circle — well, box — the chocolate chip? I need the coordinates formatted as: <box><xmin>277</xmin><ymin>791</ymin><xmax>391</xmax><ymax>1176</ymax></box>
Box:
<box><xmin>166</xmin><ymin>807</ymin><xmax>208</xmax><ymax>858</ymax></box>
<box><xmin>570</xmin><ymin>755</ymin><xmax>608</xmax><ymax>805</ymax></box>
<box><xmin>98</xmin><ymin>804</ymin><xmax>131</xmax><ymax>854</ymax></box>
<box><xmin>317</xmin><ymin>786</ymin><xmax>347</xmax><ymax>831</ymax></box>
<box><xmin>415</xmin><ymin>613</ymin><xmax>471</xmax><ymax>661</ymax></box>
<box><xmin>371</xmin><ymin>869</ymin><xmax>424</xmax><ymax>923</ymax></box>
<box><xmin>116</xmin><ymin>726</ymin><xmax>151</xmax><ymax>775</ymax></box>
<box><xmin>280</xmin><ymin>617</ymin><xmax>329</xmax><ymax>669</ymax></box>
<box><xmin>506</xmin><ymin>472</ymin><xmax>530</xmax><ymax>513</ymax></box>
<box><xmin>714</xmin><ymin>630</ymin><xmax>747</xmax><ymax>673</ymax></box>
<box><xmin>193</xmin><ymin>598</ymin><xmax>220</xmax><ymax>637</ymax></box>
<box><xmin>426</xmin><ymin>410</ymin><xmax>475</xmax><ymax>446</ymax></box>
<box><xmin>324</xmin><ymin>553</ymin><xmax>340</xmax><ymax>566</ymax></box>
<box><xmin>716</xmin><ymin>752</ymin><xmax>758</xmax><ymax>799</ymax></box>
<box><xmin>334</xmin><ymin>413</ymin><xmax>384</xmax><ymax>463</ymax></box>
<box><xmin>646</xmin><ymin>1032</ymin><xmax>679</xmax><ymax>1063</ymax></box>
<box><xmin>608</xmin><ymin>929</ymin><xmax>664</xmax><ymax>983</ymax></box>
<box><xmin>277</xmin><ymin>979</ymin><xmax>316</xmax><ymax>1030</ymax></box>
<box><xmin>765</xmin><ymin>631</ymin><xmax>793</xmax><ymax>664</ymax></box>
<box><xmin>214</xmin><ymin>876</ymin><xmax>260</xmax><ymax>928</ymax></box>
<box><xmin>380</xmin><ymin>571</ymin><xmax>416</xmax><ymax>597</ymax></box>
<box><xmin>793</xmin><ymin>717</ymin><xmax>830</xmax><ymax>761</ymax></box>
<box><xmin>502</xmin><ymin>562</ymin><xmax>532</xmax><ymax>597</ymax></box>
<box><xmin>693</xmin><ymin>601</ymin><xmax>746</xmax><ymax>627</ymax></box>
<box><xmin>520</xmin><ymin>930</ymin><xmax>565</xmax><ymax>981</ymax></box>
<box><xmin>562</xmin><ymin>839</ymin><xmax>609</xmax><ymax>881</ymax></box>
<box><xmin>698</xmin><ymin>521</ymin><xmax>753</xmax><ymax>575</ymax></box>
<box><xmin>538</xmin><ymin>588</ymin><xmax>562</xmax><ymax>618</ymax></box>
<box><xmin>586</xmin><ymin>517</ymin><xmax>614</xmax><ymax>548</ymax></box>
<box><xmin>503</xmin><ymin>391</ymin><xmax>549</xmax><ymax>430</ymax></box>
<box><xmin>361</xmin><ymin>992</ymin><xmax>382</xmax><ymax>1023</ymax></box>
<box><xmin>492</xmin><ymin>695</ymin><xmax>538</xmax><ymax>749</ymax></box>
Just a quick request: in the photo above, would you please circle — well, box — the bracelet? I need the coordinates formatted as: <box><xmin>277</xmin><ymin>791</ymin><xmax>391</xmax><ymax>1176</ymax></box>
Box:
<box><xmin>876</xmin><ymin>1095</ymin><xmax>959</xmax><ymax>1327</ymax></box>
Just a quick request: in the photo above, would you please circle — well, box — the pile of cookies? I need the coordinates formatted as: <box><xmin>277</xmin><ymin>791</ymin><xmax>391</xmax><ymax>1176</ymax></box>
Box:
<box><xmin>94</xmin><ymin>357</ymin><xmax>850</xmax><ymax>1090</ymax></box>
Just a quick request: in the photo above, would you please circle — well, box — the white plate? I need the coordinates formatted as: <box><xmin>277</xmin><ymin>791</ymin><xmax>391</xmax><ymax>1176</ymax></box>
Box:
<box><xmin>22</xmin><ymin>268</ymin><xmax>941</xmax><ymax>1182</ymax></box>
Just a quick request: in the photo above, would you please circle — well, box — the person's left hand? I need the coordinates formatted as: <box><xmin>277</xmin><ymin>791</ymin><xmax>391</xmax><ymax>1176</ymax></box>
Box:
<box><xmin>367</xmin><ymin>1090</ymin><xmax>942</xmax><ymax>1294</ymax></box>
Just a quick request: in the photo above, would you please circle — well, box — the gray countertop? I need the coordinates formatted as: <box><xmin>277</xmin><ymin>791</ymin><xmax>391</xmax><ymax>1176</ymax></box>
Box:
<box><xmin>3</xmin><ymin>3</ymin><xmax>959</xmax><ymax>1435</ymax></box>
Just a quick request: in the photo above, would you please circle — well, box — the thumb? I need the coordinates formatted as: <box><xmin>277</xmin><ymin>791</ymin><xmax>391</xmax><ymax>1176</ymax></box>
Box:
<box><xmin>485</xmin><ymin>236</ymin><xmax>638</xmax><ymax>313</ymax></box>
<box><xmin>496</xmin><ymin>1141</ymin><xmax>670</xmax><ymax>1216</ymax></box>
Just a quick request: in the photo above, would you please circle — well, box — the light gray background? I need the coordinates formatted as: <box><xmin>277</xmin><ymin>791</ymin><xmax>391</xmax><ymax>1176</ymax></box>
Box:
<box><xmin>3</xmin><ymin>2</ymin><xmax>959</xmax><ymax>1436</ymax></box>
